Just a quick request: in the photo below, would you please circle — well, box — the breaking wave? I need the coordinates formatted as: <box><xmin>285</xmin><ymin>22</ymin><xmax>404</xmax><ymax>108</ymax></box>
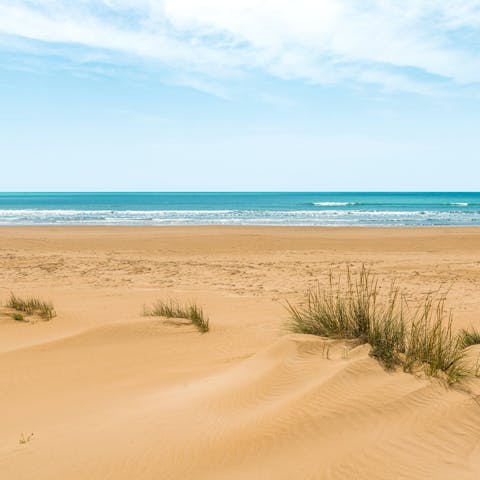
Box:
<box><xmin>0</xmin><ymin>208</ymin><xmax>479</xmax><ymax>226</ymax></box>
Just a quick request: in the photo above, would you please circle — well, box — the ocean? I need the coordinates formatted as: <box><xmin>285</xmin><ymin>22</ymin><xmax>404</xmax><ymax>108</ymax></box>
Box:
<box><xmin>0</xmin><ymin>192</ymin><xmax>479</xmax><ymax>226</ymax></box>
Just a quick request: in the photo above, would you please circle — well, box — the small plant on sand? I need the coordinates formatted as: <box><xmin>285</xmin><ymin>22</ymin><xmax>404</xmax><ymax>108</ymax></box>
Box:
<box><xmin>11</xmin><ymin>313</ymin><xmax>26</xmax><ymax>322</ymax></box>
<box><xmin>367</xmin><ymin>295</ymin><xmax>406</xmax><ymax>370</ymax></box>
<box><xmin>459</xmin><ymin>327</ymin><xmax>480</xmax><ymax>349</ymax></box>
<box><xmin>6</xmin><ymin>293</ymin><xmax>56</xmax><ymax>320</ymax></box>
<box><xmin>403</xmin><ymin>297</ymin><xmax>466</xmax><ymax>383</ymax></box>
<box><xmin>286</xmin><ymin>266</ymin><xmax>473</xmax><ymax>384</ymax></box>
<box><xmin>287</xmin><ymin>267</ymin><xmax>406</xmax><ymax>369</ymax></box>
<box><xmin>19</xmin><ymin>433</ymin><xmax>34</xmax><ymax>445</ymax></box>
<box><xmin>144</xmin><ymin>299</ymin><xmax>209</xmax><ymax>333</ymax></box>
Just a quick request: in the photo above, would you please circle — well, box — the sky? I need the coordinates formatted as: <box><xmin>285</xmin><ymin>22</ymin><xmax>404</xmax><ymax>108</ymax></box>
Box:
<box><xmin>1</xmin><ymin>0</ymin><xmax>480</xmax><ymax>191</ymax></box>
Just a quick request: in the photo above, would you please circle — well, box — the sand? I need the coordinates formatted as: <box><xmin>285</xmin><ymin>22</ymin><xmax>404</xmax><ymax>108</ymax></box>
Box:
<box><xmin>1</xmin><ymin>226</ymin><xmax>480</xmax><ymax>479</ymax></box>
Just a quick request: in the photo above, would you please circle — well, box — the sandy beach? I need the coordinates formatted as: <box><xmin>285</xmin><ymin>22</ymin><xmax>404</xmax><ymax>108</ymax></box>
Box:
<box><xmin>1</xmin><ymin>226</ymin><xmax>480</xmax><ymax>479</ymax></box>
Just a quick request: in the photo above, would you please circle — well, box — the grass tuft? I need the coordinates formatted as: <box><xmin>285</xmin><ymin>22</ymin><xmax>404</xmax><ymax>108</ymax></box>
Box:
<box><xmin>287</xmin><ymin>267</ymin><xmax>406</xmax><ymax>370</ymax></box>
<box><xmin>286</xmin><ymin>266</ymin><xmax>473</xmax><ymax>384</ymax></box>
<box><xmin>144</xmin><ymin>299</ymin><xmax>209</xmax><ymax>333</ymax></box>
<box><xmin>286</xmin><ymin>269</ymin><xmax>370</xmax><ymax>339</ymax></box>
<box><xmin>19</xmin><ymin>433</ymin><xmax>34</xmax><ymax>445</ymax></box>
<box><xmin>11</xmin><ymin>313</ymin><xmax>26</xmax><ymax>322</ymax></box>
<box><xmin>403</xmin><ymin>297</ymin><xmax>467</xmax><ymax>383</ymax></box>
<box><xmin>459</xmin><ymin>327</ymin><xmax>480</xmax><ymax>349</ymax></box>
<box><xmin>6</xmin><ymin>293</ymin><xmax>56</xmax><ymax>320</ymax></box>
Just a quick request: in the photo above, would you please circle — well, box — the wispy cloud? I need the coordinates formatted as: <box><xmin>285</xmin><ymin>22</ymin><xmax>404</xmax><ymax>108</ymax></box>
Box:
<box><xmin>1</xmin><ymin>0</ymin><xmax>480</xmax><ymax>94</ymax></box>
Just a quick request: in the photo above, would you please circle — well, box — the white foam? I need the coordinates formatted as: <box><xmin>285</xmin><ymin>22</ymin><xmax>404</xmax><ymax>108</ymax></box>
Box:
<box><xmin>0</xmin><ymin>208</ymin><xmax>478</xmax><ymax>226</ymax></box>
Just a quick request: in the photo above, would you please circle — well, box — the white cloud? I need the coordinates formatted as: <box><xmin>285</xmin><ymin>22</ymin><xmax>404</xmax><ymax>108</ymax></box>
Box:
<box><xmin>0</xmin><ymin>0</ymin><xmax>480</xmax><ymax>93</ymax></box>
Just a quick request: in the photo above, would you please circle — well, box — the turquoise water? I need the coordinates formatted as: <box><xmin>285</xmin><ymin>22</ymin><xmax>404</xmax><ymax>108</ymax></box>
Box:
<box><xmin>0</xmin><ymin>192</ymin><xmax>479</xmax><ymax>226</ymax></box>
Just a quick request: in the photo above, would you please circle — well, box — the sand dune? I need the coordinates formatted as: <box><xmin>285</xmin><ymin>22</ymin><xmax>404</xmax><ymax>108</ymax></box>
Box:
<box><xmin>1</xmin><ymin>227</ymin><xmax>480</xmax><ymax>479</ymax></box>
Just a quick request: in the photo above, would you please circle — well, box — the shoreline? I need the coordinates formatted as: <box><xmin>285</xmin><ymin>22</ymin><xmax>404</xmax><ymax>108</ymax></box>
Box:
<box><xmin>2</xmin><ymin>224</ymin><xmax>480</xmax><ymax>232</ymax></box>
<box><xmin>2</xmin><ymin>224</ymin><xmax>480</xmax><ymax>228</ymax></box>
<box><xmin>1</xmin><ymin>224</ymin><xmax>480</xmax><ymax>243</ymax></box>
<box><xmin>1</xmin><ymin>223</ymin><xmax>480</xmax><ymax>228</ymax></box>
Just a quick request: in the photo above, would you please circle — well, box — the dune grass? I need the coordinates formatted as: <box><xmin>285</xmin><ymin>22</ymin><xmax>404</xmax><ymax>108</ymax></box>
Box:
<box><xmin>459</xmin><ymin>328</ymin><xmax>480</xmax><ymax>349</ymax></box>
<box><xmin>144</xmin><ymin>299</ymin><xmax>209</xmax><ymax>333</ymax></box>
<box><xmin>11</xmin><ymin>312</ymin><xmax>26</xmax><ymax>322</ymax></box>
<box><xmin>286</xmin><ymin>267</ymin><xmax>473</xmax><ymax>384</ymax></box>
<box><xmin>6</xmin><ymin>293</ymin><xmax>56</xmax><ymax>320</ymax></box>
<box><xmin>403</xmin><ymin>297</ymin><xmax>466</xmax><ymax>383</ymax></box>
<box><xmin>287</xmin><ymin>268</ymin><xmax>406</xmax><ymax>369</ymax></box>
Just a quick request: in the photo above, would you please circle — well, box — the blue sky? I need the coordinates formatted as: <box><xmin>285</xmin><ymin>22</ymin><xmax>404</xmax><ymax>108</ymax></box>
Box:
<box><xmin>1</xmin><ymin>0</ymin><xmax>480</xmax><ymax>191</ymax></box>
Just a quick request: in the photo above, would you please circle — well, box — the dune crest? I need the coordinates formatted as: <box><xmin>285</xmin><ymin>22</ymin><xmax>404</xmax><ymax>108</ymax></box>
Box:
<box><xmin>2</xmin><ymin>326</ymin><xmax>480</xmax><ymax>479</ymax></box>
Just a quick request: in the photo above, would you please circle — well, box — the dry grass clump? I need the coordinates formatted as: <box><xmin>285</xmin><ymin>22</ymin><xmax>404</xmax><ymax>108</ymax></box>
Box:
<box><xmin>19</xmin><ymin>433</ymin><xmax>34</xmax><ymax>445</ymax></box>
<box><xmin>287</xmin><ymin>268</ymin><xmax>406</xmax><ymax>369</ymax></box>
<box><xmin>459</xmin><ymin>328</ymin><xmax>480</xmax><ymax>349</ymax></box>
<box><xmin>6</xmin><ymin>293</ymin><xmax>56</xmax><ymax>321</ymax></box>
<box><xmin>403</xmin><ymin>298</ymin><xmax>465</xmax><ymax>383</ymax></box>
<box><xmin>286</xmin><ymin>267</ymin><xmax>474</xmax><ymax>384</ymax></box>
<box><xmin>144</xmin><ymin>299</ymin><xmax>209</xmax><ymax>333</ymax></box>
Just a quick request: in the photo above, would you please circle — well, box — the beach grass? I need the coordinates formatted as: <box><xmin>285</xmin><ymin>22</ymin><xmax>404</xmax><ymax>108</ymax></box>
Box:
<box><xmin>11</xmin><ymin>312</ymin><xmax>26</xmax><ymax>322</ymax></box>
<box><xmin>287</xmin><ymin>267</ymin><xmax>406</xmax><ymax>369</ymax></box>
<box><xmin>144</xmin><ymin>299</ymin><xmax>209</xmax><ymax>333</ymax></box>
<box><xmin>459</xmin><ymin>327</ymin><xmax>480</xmax><ymax>349</ymax></box>
<box><xmin>6</xmin><ymin>293</ymin><xmax>56</xmax><ymax>320</ymax></box>
<box><xmin>286</xmin><ymin>267</ymin><xmax>471</xmax><ymax>383</ymax></box>
<box><xmin>403</xmin><ymin>297</ymin><xmax>466</xmax><ymax>382</ymax></box>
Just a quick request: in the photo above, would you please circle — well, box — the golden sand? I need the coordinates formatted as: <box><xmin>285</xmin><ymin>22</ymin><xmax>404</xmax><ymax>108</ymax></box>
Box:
<box><xmin>1</xmin><ymin>226</ymin><xmax>480</xmax><ymax>479</ymax></box>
